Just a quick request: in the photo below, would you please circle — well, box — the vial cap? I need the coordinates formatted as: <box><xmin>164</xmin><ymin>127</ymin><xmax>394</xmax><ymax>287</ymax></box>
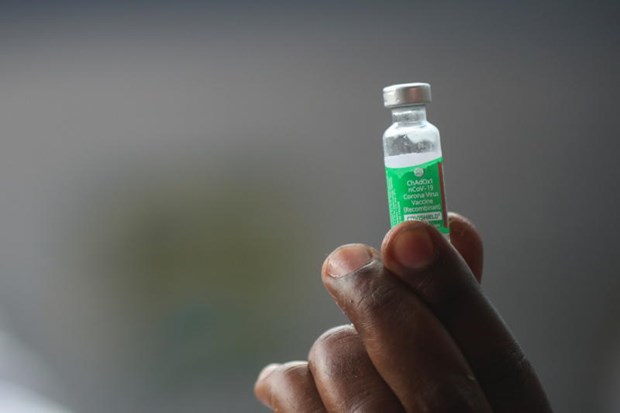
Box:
<box><xmin>383</xmin><ymin>82</ymin><xmax>431</xmax><ymax>108</ymax></box>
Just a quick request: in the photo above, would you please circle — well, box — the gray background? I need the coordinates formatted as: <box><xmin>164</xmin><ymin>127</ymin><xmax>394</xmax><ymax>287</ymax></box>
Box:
<box><xmin>0</xmin><ymin>1</ymin><xmax>619</xmax><ymax>412</ymax></box>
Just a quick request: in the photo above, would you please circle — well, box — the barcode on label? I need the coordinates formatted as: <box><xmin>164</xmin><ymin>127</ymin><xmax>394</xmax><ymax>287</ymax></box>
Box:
<box><xmin>404</xmin><ymin>212</ymin><xmax>443</xmax><ymax>222</ymax></box>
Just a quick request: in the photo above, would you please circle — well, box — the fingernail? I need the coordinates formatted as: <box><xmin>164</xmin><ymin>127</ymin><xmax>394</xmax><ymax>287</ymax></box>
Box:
<box><xmin>257</xmin><ymin>363</ymin><xmax>279</xmax><ymax>382</ymax></box>
<box><xmin>392</xmin><ymin>224</ymin><xmax>436</xmax><ymax>270</ymax></box>
<box><xmin>325</xmin><ymin>244</ymin><xmax>373</xmax><ymax>278</ymax></box>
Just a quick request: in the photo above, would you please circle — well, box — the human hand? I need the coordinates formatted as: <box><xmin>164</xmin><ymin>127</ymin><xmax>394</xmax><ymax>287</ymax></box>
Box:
<box><xmin>254</xmin><ymin>213</ymin><xmax>552</xmax><ymax>412</ymax></box>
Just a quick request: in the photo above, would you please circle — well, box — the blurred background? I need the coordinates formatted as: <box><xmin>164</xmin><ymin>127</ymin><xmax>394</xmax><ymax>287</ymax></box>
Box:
<box><xmin>0</xmin><ymin>0</ymin><xmax>619</xmax><ymax>412</ymax></box>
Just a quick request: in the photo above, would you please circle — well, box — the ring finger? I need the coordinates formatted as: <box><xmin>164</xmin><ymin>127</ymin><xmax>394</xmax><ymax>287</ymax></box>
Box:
<box><xmin>254</xmin><ymin>361</ymin><xmax>327</xmax><ymax>412</ymax></box>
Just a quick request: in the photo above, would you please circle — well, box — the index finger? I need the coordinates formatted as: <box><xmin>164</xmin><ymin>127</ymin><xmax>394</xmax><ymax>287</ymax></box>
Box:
<box><xmin>447</xmin><ymin>212</ymin><xmax>483</xmax><ymax>283</ymax></box>
<box><xmin>321</xmin><ymin>245</ymin><xmax>493</xmax><ymax>412</ymax></box>
<box><xmin>381</xmin><ymin>219</ymin><xmax>552</xmax><ymax>413</ymax></box>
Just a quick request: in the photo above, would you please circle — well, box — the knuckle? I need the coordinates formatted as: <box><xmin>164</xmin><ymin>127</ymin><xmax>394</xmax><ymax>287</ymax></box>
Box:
<box><xmin>354</xmin><ymin>280</ymin><xmax>410</xmax><ymax>326</ymax></box>
<box><xmin>267</xmin><ymin>361</ymin><xmax>327</xmax><ymax>413</ymax></box>
<box><xmin>263</xmin><ymin>361</ymin><xmax>312</xmax><ymax>395</ymax></box>
<box><xmin>275</xmin><ymin>361</ymin><xmax>310</xmax><ymax>384</ymax></box>
<box><xmin>308</xmin><ymin>325</ymin><xmax>360</xmax><ymax>373</ymax></box>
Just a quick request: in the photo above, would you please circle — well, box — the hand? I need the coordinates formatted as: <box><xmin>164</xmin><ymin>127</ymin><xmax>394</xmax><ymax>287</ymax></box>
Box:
<box><xmin>254</xmin><ymin>213</ymin><xmax>552</xmax><ymax>412</ymax></box>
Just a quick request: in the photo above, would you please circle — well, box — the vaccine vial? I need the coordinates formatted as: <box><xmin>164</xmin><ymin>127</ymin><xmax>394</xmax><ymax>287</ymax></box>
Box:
<box><xmin>382</xmin><ymin>83</ymin><xmax>449</xmax><ymax>236</ymax></box>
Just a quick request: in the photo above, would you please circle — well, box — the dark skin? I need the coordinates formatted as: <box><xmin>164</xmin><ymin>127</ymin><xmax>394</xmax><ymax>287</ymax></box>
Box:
<box><xmin>255</xmin><ymin>213</ymin><xmax>553</xmax><ymax>412</ymax></box>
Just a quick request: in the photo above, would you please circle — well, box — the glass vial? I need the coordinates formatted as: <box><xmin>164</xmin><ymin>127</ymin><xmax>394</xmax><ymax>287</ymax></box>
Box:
<box><xmin>382</xmin><ymin>83</ymin><xmax>449</xmax><ymax>236</ymax></box>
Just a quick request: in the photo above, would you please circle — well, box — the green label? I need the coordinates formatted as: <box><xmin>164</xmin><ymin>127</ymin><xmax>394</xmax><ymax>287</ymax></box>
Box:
<box><xmin>385</xmin><ymin>157</ymin><xmax>449</xmax><ymax>233</ymax></box>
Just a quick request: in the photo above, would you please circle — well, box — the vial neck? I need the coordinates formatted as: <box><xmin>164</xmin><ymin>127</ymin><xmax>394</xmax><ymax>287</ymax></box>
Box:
<box><xmin>391</xmin><ymin>105</ymin><xmax>427</xmax><ymax>124</ymax></box>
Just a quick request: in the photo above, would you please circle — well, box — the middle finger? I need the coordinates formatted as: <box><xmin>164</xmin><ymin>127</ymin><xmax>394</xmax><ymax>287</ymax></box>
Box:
<box><xmin>308</xmin><ymin>324</ymin><xmax>405</xmax><ymax>413</ymax></box>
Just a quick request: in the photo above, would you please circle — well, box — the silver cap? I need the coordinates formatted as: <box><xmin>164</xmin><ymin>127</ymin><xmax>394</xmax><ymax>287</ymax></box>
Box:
<box><xmin>383</xmin><ymin>82</ymin><xmax>431</xmax><ymax>108</ymax></box>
